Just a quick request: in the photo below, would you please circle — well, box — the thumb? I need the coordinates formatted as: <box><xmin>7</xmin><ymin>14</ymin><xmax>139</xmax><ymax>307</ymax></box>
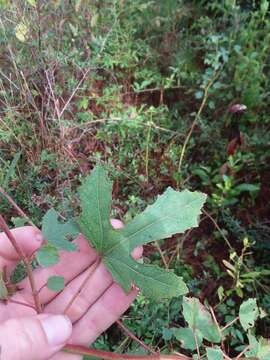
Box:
<box><xmin>0</xmin><ymin>314</ymin><xmax>72</xmax><ymax>360</ymax></box>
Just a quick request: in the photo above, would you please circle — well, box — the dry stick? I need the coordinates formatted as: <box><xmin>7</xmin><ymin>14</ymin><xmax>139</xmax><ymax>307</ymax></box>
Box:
<box><xmin>209</xmin><ymin>306</ymin><xmax>225</xmax><ymax>351</ymax></box>
<box><xmin>64</xmin><ymin>257</ymin><xmax>101</xmax><ymax>315</ymax></box>
<box><xmin>202</xmin><ymin>209</ymin><xmax>233</xmax><ymax>250</ymax></box>
<box><xmin>154</xmin><ymin>241</ymin><xmax>169</xmax><ymax>270</ymax></box>
<box><xmin>0</xmin><ymin>186</ymin><xmax>35</xmax><ymax>227</ymax></box>
<box><xmin>235</xmin><ymin>345</ymin><xmax>250</xmax><ymax>359</ymax></box>
<box><xmin>116</xmin><ymin>319</ymin><xmax>157</xmax><ymax>355</ymax></box>
<box><xmin>221</xmin><ymin>316</ymin><xmax>240</xmax><ymax>332</ymax></box>
<box><xmin>64</xmin><ymin>344</ymin><xmax>189</xmax><ymax>360</ymax></box>
<box><xmin>194</xmin><ymin>332</ymin><xmax>201</xmax><ymax>360</ymax></box>
<box><xmin>177</xmin><ymin>70</ymin><xmax>221</xmax><ymax>186</ymax></box>
<box><xmin>0</xmin><ymin>215</ymin><xmax>42</xmax><ymax>313</ymax></box>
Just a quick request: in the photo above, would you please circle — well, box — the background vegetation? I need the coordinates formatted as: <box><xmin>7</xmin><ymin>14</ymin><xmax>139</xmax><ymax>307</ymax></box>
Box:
<box><xmin>0</xmin><ymin>0</ymin><xmax>270</xmax><ymax>358</ymax></box>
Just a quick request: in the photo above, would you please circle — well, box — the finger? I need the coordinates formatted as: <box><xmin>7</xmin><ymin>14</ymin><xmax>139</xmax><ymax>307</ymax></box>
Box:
<box><xmin>18</xmin><ymin>219</ymin><xmax>122</xmax><ymax>302</ymax></box>
<box><xmin>17</xmin><ymin>235</ymin><xmax>98</xmax><ymax>305</ymax></box>
<box><xmin>18</xmin><ymin>219</ymin><xmax>142</xmax><ymax>306</ymax></box>
<box><xmin>0</xmin><ymin>314</ymin><xmax>72</xmax><ymax>360</ymax></box>
<box><xmin>44</xmin><ymin>260</ymin><xmax>112</xmax><ymax>322</ymax></box>
<box><xmin>70</xmin><ymin>283</ymin><xmax>138</xmax><ymax>346</ymax></box>
<box><xmin>0</xmin><ymin>226</ymin><xmax>43</xmax><ymax>270</ymax></box>
<box><xmin>44</xmin><ymin>245</ymin><xmax>143</xmax><ymax>323</ymax></box>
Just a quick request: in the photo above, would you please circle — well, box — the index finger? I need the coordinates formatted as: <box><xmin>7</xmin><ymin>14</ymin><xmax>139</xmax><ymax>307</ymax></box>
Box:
<box><xmin>0</xmin><ymin>226</ymin><xmax>43</xmax><ymax>270</ymax></box>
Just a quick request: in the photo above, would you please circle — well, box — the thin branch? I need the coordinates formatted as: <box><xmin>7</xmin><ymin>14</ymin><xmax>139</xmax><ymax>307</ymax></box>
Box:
<box><xmin>235</xmin><ymin>345</ymin><xmax>250</xmax><ymax>359</ymax></box>
<box><xmin>154</xmin><ymin>241</ymin><xmax>169</xmax><ymax>270</ymax></box>
<box><xmin>0</xmin><ymin>215</ymin><xmax>42</xmax><ymax>313</ymax></box>
<box><xmin>202</xmin><ymin>209</ymin><xmax>233</xmax><ymax>250</ymax></box>
<box><xmin>116</xmin><ymin>319</ymin><xmax>157</xmax><ymax>355</ymax></box>
<box><xmin>221</xmin><ymin>316</ymin><xmax>239</xmax><ymax>332</ymax></box>
<box><xmin>0</xmin><ymin>186</ymin><xmax>36</xmax><ymax>227</ymax></box>
<box><xmin>64</xmin><ymin>344</ymin><xmax>189</xmax><ymax>359</ymax></box>
<box><xmin>209</xmin><ymin>306</ymin><xmax>224</xmax><ymax>351</ymax></box>
<box><xmin>177</xmin><ymin>70</ymin><xmax>221</xmax><ymax>183</ymax></box>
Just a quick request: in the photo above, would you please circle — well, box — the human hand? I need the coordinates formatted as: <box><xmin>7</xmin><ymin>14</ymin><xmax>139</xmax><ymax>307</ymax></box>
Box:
<box><xmin>0</xmin><ymin>220</ymin><xmax>142</xmax><ymax>360</ymax></box>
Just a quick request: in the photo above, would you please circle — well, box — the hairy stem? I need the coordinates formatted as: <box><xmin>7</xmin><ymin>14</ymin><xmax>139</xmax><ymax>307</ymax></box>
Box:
<box><xmin>0</xmin><ymin>215</ymin><xmax>42</xmax><ymax>313</ymax></box>
<box><xmin>0</xmin><ymin>186</ymin><xmax>35</xmax><ymax>227</ymax></box>
<box><xmin>64</xmin><ymin>344</ymin><xmax>189</xmax><ymax>359</ymax></box>
<box><xmin>116</xmin><ymin>319</ymin><xmax>157</xmax><ymax>355</ymax></box>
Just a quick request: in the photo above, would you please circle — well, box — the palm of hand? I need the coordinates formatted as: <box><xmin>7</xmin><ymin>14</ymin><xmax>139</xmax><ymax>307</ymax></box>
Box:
<box><xmin>0</xmin><ymin>221</ymin><xmax>140</xmax><ymax>359</ymax></box>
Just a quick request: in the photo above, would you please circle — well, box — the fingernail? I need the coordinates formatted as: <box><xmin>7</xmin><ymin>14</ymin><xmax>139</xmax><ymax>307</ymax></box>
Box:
<box><xmin>41</xmin><ymin>315</ymin><xmax>72</xmax><ymax>346</ymax></box>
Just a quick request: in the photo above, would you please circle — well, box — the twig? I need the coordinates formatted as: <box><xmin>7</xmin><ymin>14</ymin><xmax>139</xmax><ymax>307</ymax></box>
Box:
<box><xmin>177</xmin><ymin>70</ymin><xmax>220</xmax><ymax>184</ymax></box>
<box><xmin>0</xmin><ymin>186</ymin><xmax>36</xmax><ymax>227</ymax></box>
<box><xmin>221</xmin><ymin>316</ymin><xmax>239</xmax><ymax>332</ymax></box>
<box><xmin>202</xmin><ymin>209</ymin><xmax>233</xmax><ymax>250</ymax></box>
<box><xmin>116</xmin><ymin>319</ymin><xmax>157</xmax><ymax>355</ymax></box>
<box><xmin>64</xmin><ymin>344</ymin><xmax>189</xmax><ymax>359</ymax></box>
<box><xmin>235</xmin><ymin>345</ymin><xmax>250</xmax><ymax>359</ymax></box>
<box><xmin>194</xmin><ymin>331</ymin><xmax>201</xmax><ymax>360</ymax></box>
<box><xmin>0</xmin><ymin>215</ymin><xmax>42</xmax><ymax>313</ymax></box>
<box><xmin>64</xmin><ymin>257</ymin><xmax>101</xmax><ymax>314</ymax></box>
<box><xmin>209</xmin><ymin>306</ymin><xmax>224</xmax><ymax>351</ymax></box>
<box><xmin>58</xmin><ymin>69</ymin><xmax>90</xmax><ymax>118</ymax></box>
<box><xmin>154</xmin><ymin>241</ymin><xmax>168</xmax><ymax>270</ymax></box>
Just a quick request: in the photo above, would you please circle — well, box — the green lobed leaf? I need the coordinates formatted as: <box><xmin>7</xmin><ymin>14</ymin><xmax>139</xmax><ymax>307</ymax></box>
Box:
<box><xmin>246</xmin><ymin>334</ymin><xmax>270</xmax><ymax>360</ymax></box>
<box><xmin>121</xmin><ymin>187</ymin><xmax>207</xmax><ymax>252</ymax></box>
<box><xmin>36</xmin><ymin>245</ymin><xmax>59</xmax><ymax>267</ymax></box>
<box><xmin>47</xmin><ymin>276</ymin><xmax>65</xmax><ymax>292</ymax></box>
<box><xmin>78</xmin><ymin>165</ymin><xmax>113</xmax><ymax>253</ymax></box>
<box><xmin>174</xmin><ymin>327</ymin><xmax>202</xmax><ymax>351</ymax></box>
<box><xmin>104</xmin><ymin>250</ymin><xmax>188</xmax><ymax>298</ymax></box>
<box><xmin>239</xmin><ymin>298</ymin><xmax>259</xmax><ymax>331</ymax></box>
<box><xmin>76</xmin><ymin>165</ymin><xmax>206</xmax><ymax>300</ymax></box>
<box><xmin>206</xmin><ymin>347</ymin><xmax>223</xmax><ymax>360</ymax></box>
<box><xmin>182</xmin><ymin>297</ymin><xmax>221</xmax><ymax>343</ymax></box>
<box><xmin>42</xmin><ymin>209</ymin><xmax>78</xmax><ymax>252</ymax></box>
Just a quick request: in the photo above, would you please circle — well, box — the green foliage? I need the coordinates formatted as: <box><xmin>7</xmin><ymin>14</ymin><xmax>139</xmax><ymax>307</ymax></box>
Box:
<box><xmin>239</xmin><ymin>298</ymin><xmax>259</xmax><ymax>331</ymax></box>
<box><xmin>0</xmin><ymin>0</ymin><xmax>270</xmax><ymax>358</ymax></box>
<box><xmin>40</xmin><ymin>165</ymin><xmax>206</xmax><ymax>300</ymax></box>
<box><xmin>182</xmin><ymin>297</ymin><xmax>221</xmax><ymax>343</ymax></box>
<box><xmin>42</xmin><ymin>209</ymin><xmax>78</xmax><ymax>252</ymax></box>
<box><xmin>47</xmin><ymin>276</ymin><xmax>65</xmax><ymax>292</ymax></box>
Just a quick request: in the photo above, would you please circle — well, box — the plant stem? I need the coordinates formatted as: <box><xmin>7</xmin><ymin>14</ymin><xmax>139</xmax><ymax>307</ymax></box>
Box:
<box><xmin>116</xmin><ymin>319</ymin><xmax>157</xmax><ymax>354</ymax></box>
<box><xmin>0</xmin><ymin>186</ymin><xmax>35</xmax><ymax>227</ymax></box>
<box><xmin>63</xmin><ymin>344</ymin><xmax>189</xmax><ymax>359</ymax></box>
<box><xmin>177</xmin><ymin>70</ymin><xmax>220</xmax><ymax>186</ymax></box>
<box><xmin>0</xmin><ymin>215</ymin><xmax>42</xmax><ymax>313</ymax></box>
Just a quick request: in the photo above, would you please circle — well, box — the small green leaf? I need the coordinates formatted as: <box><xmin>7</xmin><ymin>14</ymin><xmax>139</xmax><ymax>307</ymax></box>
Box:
<box><xmin>15</xmin><ymin>22</ymin><xmax>28</xmax><ymax>42</ymax></box>
<box><xmin>42</xmin><ymin>209</ymin><xmax>78</xmax><ymax>252</ymax></box>
<box><xmin>239</xmin><ymin>298</ymin><xmax>259</xmax><ymax>331</ymax></box>
<box><xmin>36</xmin><ymin>245</ymin><xmax>59</xmax><ymax>267</ymax></box>
<box><xmin>174</xmin><ymin>327</ymin><xmax>202</xmax><ymax>351</ymax></box>
<box><xmin>26</xmin><ymin>0</ymin><xmax>36</xmax><ymax>6</ymax></box>
<box><xmin>162</xmin><ymin>328</ymin><xmax>173</xmax><ymax>341</ymax></box>
<box><xmin>11</xmin><ymin>217</ymin><xmax>27</xmax><ymax>228</ymax></box>
<box><xmin>206</xmin><ymin>347</ymin><xmax>223</xmax><ymax>360</ymax></box>
<box><xmin>183</xmin><ymin>297</ymin><xmax>221</xmax><ymax>343</ymax></box>
<box><xmin>47</xmin><ymin>276</ymin><xmax>65</xmax><ymax>292</ymax></box>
